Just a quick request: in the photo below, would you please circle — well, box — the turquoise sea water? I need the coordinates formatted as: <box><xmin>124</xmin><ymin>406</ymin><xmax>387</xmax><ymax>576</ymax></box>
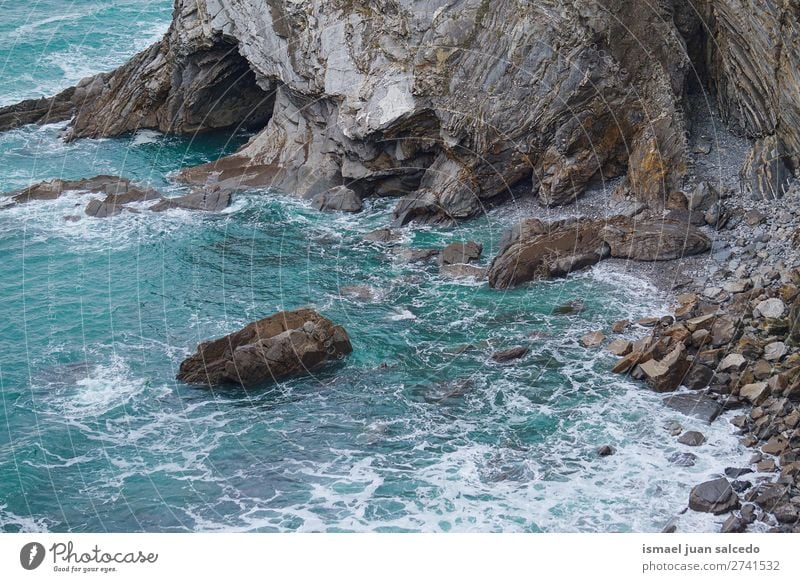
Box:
<box><xmin>0</xmin><ymin>1</ymin><xmax>750</xmax><ymax>532</ymax></box>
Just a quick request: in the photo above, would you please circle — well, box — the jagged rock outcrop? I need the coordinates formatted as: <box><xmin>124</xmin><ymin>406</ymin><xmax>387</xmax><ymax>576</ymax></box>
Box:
<box><xmin>2</xmin><ymin>175</ymin><xmax>158</xmax><ymax>207</ymax></box>
<box><xmin>0</xmin><ymin>87</ymin><xmax>77</xmax><ymax>131</ymax></box>
<box><xmin>1</xmin><ymin>0</ymin><xmax>798</xmax><ymax>218</ymax></box>
<box><xmin>487</xmin><ymin>216</ymin><xmax>711</xmax><ymax>288</ymax></box>
<box><xmin>177</xmin><ymin>308</ymin><xmax>353</xmax><ymax>387</ymax></box>
<box><xmin>0</xmin><ymin>1</ymin><xmax>275</xmax><ymax>138</ymax></box>
<box><xmin>310</xmin><ymin>186</ymin><xmax>362</xmax><ymax>213</ymax></box>
<box><xmin>1</xmin><ymin>176</ymin><xmax>231</xmax><ymax>216</ymax></box>
<box><xmin>703</xmin><ymin>0</ymin><xmax>800</xmax><ymax>199</ymax></box>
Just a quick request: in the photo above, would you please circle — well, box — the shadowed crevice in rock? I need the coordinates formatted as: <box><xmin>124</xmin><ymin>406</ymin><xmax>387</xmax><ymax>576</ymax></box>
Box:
<box><xmin>0</xmin><ymin>5</ymin><xmax>277</xmax><ymax>140</ymax></box>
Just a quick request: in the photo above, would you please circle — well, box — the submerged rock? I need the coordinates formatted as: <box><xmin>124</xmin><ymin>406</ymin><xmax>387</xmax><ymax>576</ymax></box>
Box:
<box><xmin>491</xmin><ymin>346</ymin><xmax>529</xmax><ymax>363</ymax></box>
<box><xmin>668</xmin><ymin>452</ymin><xmax>698</xmax><ymax>467</ymax></box>
<box><xmin>554</xmin><ymin>300</ymin><xmax>586</xmax><ymax>315</ymax></box>
<box><xmin>177</xmin><ymin>309</ymin><xmax>352</xmax><ymax>387</ymax></box>
<box><xmin>364</xmin><ymin>228</ymin><xmax>401</xmax><ymax>243</ymax></box>
<box><xmin>581</xmin><ymin>331</ymin><xmax>605</xmax><ymax>348</ymax></box>
<box><xmin>597</xmin><ymin>445</ymin><xmax>615</xmax><ymax>457</ymax></box>
<box><xmin>439</xmin><ymin>264</ymin><xmax>487</xmax><ymax>280</ymax></box>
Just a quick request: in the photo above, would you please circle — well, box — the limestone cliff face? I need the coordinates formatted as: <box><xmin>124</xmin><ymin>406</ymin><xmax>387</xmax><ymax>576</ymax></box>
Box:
<box><xmin>176</xmin><ymin>0</ymin><xmax>695</xmax><ymax>221</ymax></box>
<box><xmin>703</xmin><ymin>0</ymin><xmax>800</xmax><ymax>199</ymax></box>
<box><xmin>1</xmin><ymin>0</ymin><xmax>798</xmax><ymax>218</ymax></box>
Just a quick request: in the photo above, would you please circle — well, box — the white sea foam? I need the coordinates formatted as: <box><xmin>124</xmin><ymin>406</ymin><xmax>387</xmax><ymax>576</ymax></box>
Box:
<box><xmin>0</xmin><ymin>504</ymin><xmax>52</xmax><ymax>533</ymax></box>
<box><xmin>130</xmin><ymin>129</ymin><xmax>163</xmax><ymax>146</ymax></box>
<box><xmin>388</xmin><ymin>308</ymin><xmax>416</xmax><ymax>321</ymax></box>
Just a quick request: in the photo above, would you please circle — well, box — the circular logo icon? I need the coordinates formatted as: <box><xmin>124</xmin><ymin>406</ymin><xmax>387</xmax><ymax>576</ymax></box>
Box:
<box><xmin>20</xmin><ymin>542</ymin><xmax>46</xmax><ymax>570</ymax></box>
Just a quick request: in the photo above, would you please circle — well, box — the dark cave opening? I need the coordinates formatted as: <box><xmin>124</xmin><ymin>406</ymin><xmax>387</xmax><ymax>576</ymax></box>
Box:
<box><xmin>171</xmin><ymin>40</ymin><xmax>276</xmax><ymax>136</ymax></box>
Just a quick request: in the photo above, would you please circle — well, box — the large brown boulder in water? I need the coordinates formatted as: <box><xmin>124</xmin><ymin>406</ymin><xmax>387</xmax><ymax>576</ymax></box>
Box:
<box><xmin>177</xmin><ymin>309</ymin><xmax>353</xmax><ymax>387</ymax></box>
<box><xmin>488</xmin><ymin>216</ymin><xmax>711</xmax><ymax>288</ymax></box>
<box><xmin>487</xmin><ymin>218</ymin><xmax>610</xmax><ymax>289</ymax></box>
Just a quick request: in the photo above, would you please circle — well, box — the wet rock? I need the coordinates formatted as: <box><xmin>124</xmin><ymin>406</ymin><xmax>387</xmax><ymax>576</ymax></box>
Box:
<box><xmin>581</xmin><ymin>331</ymin><xmax>605</xmax><ymax>348</ymax></box>
<box><xmin>4</xmin><ymin>175</ymin><xmax>157</xmax><ymax>208</ymax></box>
<box><xmin>740</xmin><ymin>504</ymin><xmax>757</xmax><ymax>523</ymax></box>
<box><xmin>310</xmin><ymin>186</ymin><xmax>362</xmax><ymax>213</ymax></box>
<box><xmin>683</xmin><ymin>364</ymin><xmax>714</xmax><ymax>390</ymax></box>
<box><xmin>439</xmin><ymin>264</ymin><xmax>487</xmax><ymax>280</ymax></box>
<box><xmin>689</xmin><ymin>478</ymin><xmax>740</xmax><ymax>514</ymax></box>
<box><xmin>554</xmin><ymin>300</ymin><xmax>585</xmax><ymax>315</ymax></box>
<box><xmin>756</xmin><ymin>459</ymin><xmax>776</xmax><ymax>473</ymax></box>
<box><xmin>665</xmin><ymin>420</ymin><xmax>683</xmax><ymax>436</ymax></box>
<box><xmin>725</xmin><ymin>467</ymin><xmax>754</xmax><ymax>479</ymax></box>
<box><xmin>721</xmin><ymin>515</ymin><xmax>747</xmax><ymax>533</ymax></box>
<box><xmin>364</xmin><ymin>228</ymin><xmax>401</xmax><ymax>243</ymax></box>
<box><xmin>597</xmin><ymin>445</ymin><xmax>615</xmax><ymax>457</ymax></box>
<box><xmin>611</xmin><ymin>319</ymin><xmax>630</xmax><ymax>333</ymax></box>
<box><xmin>440</xmin><ymin>241</ymin><xmax>482</xmax><ymax>265</ymax></box>
<box><xmin>176</xmin><ymin>309</ymin><xmax>352</xmax><ymax>387</ymax></box>
<box><xmin>612</xmin><ymin>351</ymin><xmax>643</xmax><ymax>374</ymax></box>
<box><xmin>395</xmin><ymin>248</ymin><xmax>439</xmax><ymax>264</ymax></box>
<box><xmin>752</xmin><ymin>483</ymin><xmax>790</xmax><ymax>509</ymax></box>
<box><xmin>491</xmin><ymin>346</ymin><xmax>529</xmax><ymax>363</ymax></box>
<box><xmin>678</xmin><ymin>431</ymin><xmax>707</xmax><ymax>446</ymax></box>
<box><xmin>150</xmin><ymin>190</ymin><xmax>231</xmax><ymax>212</ymax></box>
<box><xmin>0</xmin><ymin>87</ymin><xmax>76</xmax><ymax>131</ymax></box>
<box><xmin>662</xmin><ymin>393</ymin><xmax>724</xmax><ymax>423</ymax></box>
<box><xmin>762</xmin><ymin>436</ymin><xmax>789</xmax><ymax>456</ymax></box>
<box><xmin>488</xmin><ymin>218</ymin><xmax>606</xmax><ymax>288</ymax></box>
<box><xmin>668</xmin><ymin>452</ymin><xmax>698</xmax><ymax>467</ymax></box>
<box><xmin>637</xmin><ymin>343</ymin><xmax>689</xmax><ymax>392</ymax></box>
<box><xmin>739</xmin><ymin>382</ymin><xmax>770</xmax><ymax>406</ymax></box>
<box><xmin>608</xmin><ymin>339</ymin><xmax>632</xmax><ymax>356</ymax></box>
<box><xmin>773</xmin><ymin>505</ymin><xmax>799</xmax><ymax>524</ymax></box>
<box><xmin>488</xmin><ymin>216</ymin><xmax>709</xmax><ymax>289</ymax></box>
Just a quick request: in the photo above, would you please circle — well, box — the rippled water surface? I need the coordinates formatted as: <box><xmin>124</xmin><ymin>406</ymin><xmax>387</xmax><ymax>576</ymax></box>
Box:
<box><xmin>0</xmin><ymin>0</ymin><xmax>751</xmax><ymax>533</ymax></box>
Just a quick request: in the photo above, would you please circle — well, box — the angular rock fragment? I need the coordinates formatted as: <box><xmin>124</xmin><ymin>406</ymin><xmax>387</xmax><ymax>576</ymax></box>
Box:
<box><xmin>689</xmin><ymin>478</ymin><xmax>740</xmax><ymax>514</ymax></box>
<box><xmin>662</xmin><ymin>393</ymin><xmax>723</xmax><ymax>423</ymax></box>
<box><xmin>311</xmin><ymin>186</ymin><xmax>362</xmax><ymax>213</ymax></box>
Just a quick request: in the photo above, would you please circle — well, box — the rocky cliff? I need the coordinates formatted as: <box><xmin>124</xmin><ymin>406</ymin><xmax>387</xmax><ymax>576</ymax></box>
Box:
<box><xmin>1</xmin><ymin>0</ymin><xmax>797</xmax><ymax>220</ymax></box>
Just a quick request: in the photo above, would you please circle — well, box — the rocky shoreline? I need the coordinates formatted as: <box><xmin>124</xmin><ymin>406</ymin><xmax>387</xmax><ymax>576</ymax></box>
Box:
<box><xmin>1</xmin><ymin>0</ymin><xmax>800</xmax><ymax>532</ymax></box>
<box><xmin>596</xmin><ymin>185</ymin><xmax>800</xmax><ymax>533</ymax></box>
